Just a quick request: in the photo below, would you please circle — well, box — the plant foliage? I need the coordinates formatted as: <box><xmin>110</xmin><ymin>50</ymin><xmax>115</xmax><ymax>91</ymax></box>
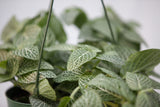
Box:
<box><xmin>0</xmin><ymin>6</ymin><xmax>160</xmax><ymax>107</ymax></box>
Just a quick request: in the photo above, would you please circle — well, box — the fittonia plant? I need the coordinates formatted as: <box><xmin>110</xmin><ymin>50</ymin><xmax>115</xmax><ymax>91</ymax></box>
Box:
<box><xmin>0</xmin><ymin>1</ymin><xmax>160</xmax><ymax>107</ymax></box>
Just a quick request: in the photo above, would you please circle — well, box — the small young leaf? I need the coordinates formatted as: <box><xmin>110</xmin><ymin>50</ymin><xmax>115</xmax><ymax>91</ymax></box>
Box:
<box><xmin>58</xmin><ymin>96</ymin><xmax>71</xmax><ymax>107</ymax></box>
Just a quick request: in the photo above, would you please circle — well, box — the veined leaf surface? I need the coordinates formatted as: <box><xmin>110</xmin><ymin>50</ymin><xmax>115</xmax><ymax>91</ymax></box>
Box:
<box><xmin>121</xmin><ymin>49</ymin><xmax>160</xmax><ymax>75</ymax></box>
<box><xmin>13</xmin><ymin>46</ymin><xmax>39</xmax><ymax>60</ymax></box>
<box><xmin>67</xmin><ymin>46</ymin><xmax>100</xmax><ymax>71</ymax></box>
<box><xmin>72</xmin><ymin>89</ymin><xmax>103</xmax><ymax>107</ymax></box>
<box><xmin>88</xmin><ymin>74</ymin><xmax>135</xmax><ymax>102</ymax></box>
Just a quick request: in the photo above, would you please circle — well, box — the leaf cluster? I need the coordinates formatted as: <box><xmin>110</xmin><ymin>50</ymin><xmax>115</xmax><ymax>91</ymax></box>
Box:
<box><xmin>0</xmin><ymin>7</ymin><xmax>160</xmax><ymax>107</ymax></box>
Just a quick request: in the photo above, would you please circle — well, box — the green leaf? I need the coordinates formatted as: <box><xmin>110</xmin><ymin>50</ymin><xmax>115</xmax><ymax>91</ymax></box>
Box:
<box><xmin>23</xmin><ymin>79</ymin><xmax>56</xmax><ymax>101</ymax></box>
<box><xmin>40</xmin><ymin>70</ymin><xmax>57</xmax><ymax>79</ymax></box>
<box><xmin>96</xmin><ymin>67</ymin><xmax>121</xmax><ymax>79</ymax></box>
<box><xmin>79</xmin><ymin>74</ymin><xmax>96</xmax><ymax>90</ymax></box>
<box><xmin>67</xmin><ymin>46</ymin><xmax>99</xmax><ymax>71</ymax></box>
<box><xmin>0</xmin><ymin>57</ymin><xmax>20</xmax><ymax>82</ymax></box>
<box><xmin>126</xmin><ymin>72</ymin><xmax>160</xmax><ymax>90</ymax></box>
<box><xmin>17</xmin><ymin>59</ymin><xmax>53</xmax><ymax>75</ymax></box>
<box><xmin>97</xmin><ymin>51</ymin><xmax>125</xmax><ymax>66</ymax></box>
<box><xmin>44</xmin><ymin>44</ymin><xmax>77</xmax><ymax>52</ymax></box>
<box><xmin>29</xmin><ymin>96</ymin><xmax>53</xmax><ymax>107</ymax></box>
<box><xmin>88</xmin><ymin>74</ymin><xmax>135</xmax><ymax>102</ymax></box>
<box><xmin>121</xmin><ymin>49</ymin><xmax>160</xmax><ymax>75</ymax></box>
<box><xmin>17</xmin><ymin>72</ymin><xmax>45</xmax><ymax>84</ymax></box>
<box><xmin>72</xmin><ymin>89</ymin><xmax>103</xmax><ymax>107</ymax></box>
<box><xmin>56</xmin><ymin>82</ymin><xmax>78</xmax><ymax>94</ymax></box>
<box><xmin>62</xmin><ymin>8</ymin><xmax>88</xmax><ymax>28</ymax></box>
<box><xmin>126</xmin><ymin>72</ymin><xmax>153</xmax><ymax>91</ymax></box>
<box><xmin>1</xmin><ymin>16</ymin><xmax>21</xmax><ymax>42</ymax></box>
<box><xmin>79</xmin><ymin>23</ymin><xmax>105</xmax><ymax>42</ymax></box>
<box><xmin>12</xmin><ymin>46</ymin><xmax>39</xmax><ymax>60</ymax></box>
<box><xmin>102</xmin><ymin>45</ymin><xmax>137</xmax><ymax>60</ymax></box>
<box><xmin>37</xmin><ymin>12</ymin><xmax>67</xmax><ymax>43</ymax></box>
<box><xmin>58</xmin><ymin>96</ymin><xmax>71</xmax><ymax>107</ymax></box>
<box><xmin>54</xmin><ymin>71</ymin><xmax>82</xmax><ymax>83</ymax></box>
<box><xmin>122</xmin><ymin>29</ymin><xmax>146</xmax><ymax>45</ymax></box>
<box><xmin>91</xmin><ymin>18</ymin><xmax>117</xmax><ymax>41</ymax></box>
<box><xmin>14</xmin><ymin>24</ymin><xmax>41</xmax><ymax>48</ymax></box>
<box><xmin>135</xmin><ymin>89</ymin><xmax>160</xmax><ymax>107</ymax></box>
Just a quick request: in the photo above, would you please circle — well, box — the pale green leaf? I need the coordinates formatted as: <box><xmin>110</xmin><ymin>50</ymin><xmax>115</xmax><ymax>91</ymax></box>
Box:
<box><xmin>23</xmin><ymin>79</ymin><xmax>56</xmax><ymax>101</ymax></box>
<box><xmin>126</xmin><ymin>72</ymin><xmax>153</xmax><ymax>91</ymax></box>
<box><xmin>135</xmin><ymin>89</ymin><xmax>160</xmax><ymax>107</ymax></box>
<box><xmin>1</xmin><ymin>16</ymin><xmax>21</xmax><ymax>42</ymax></box>
<box><xmin>14</xmin><ymin>24</ymin><xmax>41</xmax><ymax>48</ymax></box>
<box><xmin>96</xmin><ymin>67</ymin><xmax>121</xmax><ymax>79</ymax></box>
<box><xmin>97</xmin><ymin>51</ymin><xmax>125</xmax><ymax>66</ymax></box>
<box><xmin>0</xmin><ymin>57</ymin><xmax>20</xmax><ymax>82</ymax></box>
<box><xmin>67</xmin><ymin>47</ymin><xmax>99</xmax><ymax>71</ymax></box>
<box><xmin>62</xmin><ymin>7</ymin><xmax>88</xmax><ymax>28</ymax></box>
<box><xmin>17</xmin><ymin>59</ymin><xmax>53</xmax><ymax>76</ymax></box>
<box><xmin>88</xmin><ymin>74</ymin><xmax>135</xmax><ymax>102</ymax></box>
<box><xmin>54</xmin><ymin>71</ymin><xmax>82</xmax><ymax>83</ymax></box>
<box><xmin>72</xmin><ymin>89</ymin><xmax>103</xmax><ymax>107</ymax></box>
<box><xmin>121</xmin><ymin>49</ymin><xmax>160</xmax><ymax>75</ymax></box>
<box><xmin>12</xmin><ymin>46</ymin><xmax>39</xmax><ymax>60</ymax></box>
<box><xmin>17</xmin><ymin>72</ymin><xmax>45</xmax><ymax>84</ymax></box>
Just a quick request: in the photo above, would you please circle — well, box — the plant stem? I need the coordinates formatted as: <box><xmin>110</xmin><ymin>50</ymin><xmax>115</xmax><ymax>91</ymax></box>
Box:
<box><xmin>100</xmin><ymin>0</ymin><xmax>115</xmax><ymax>43</ymax></box>
<box><xmin>70</xmin><ymin>87</ymin><xmax>80</xmax><ymax>100</ymax></box>
<box><xmin>35</xmin><ymin>0</ymin><xmax>54</xmax><ymax>96</ymax></box>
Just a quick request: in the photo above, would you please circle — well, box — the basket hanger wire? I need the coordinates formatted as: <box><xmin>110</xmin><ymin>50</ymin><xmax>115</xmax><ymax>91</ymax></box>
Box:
<box><xmin>35</xmin><ymin>0</ymin><xmax>54</xmax><ymax>96</ymax></box>
<box><xmin>100</xmin><ymin>0</ymin><xmax>115</xmax><ymax>43</ymax></box>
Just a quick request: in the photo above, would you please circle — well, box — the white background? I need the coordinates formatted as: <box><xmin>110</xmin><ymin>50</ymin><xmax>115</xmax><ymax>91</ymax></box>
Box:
<box><xmin>0</xmin><ymin>0</ymin><xmax>160</xmax><ymax>106</ymax></box>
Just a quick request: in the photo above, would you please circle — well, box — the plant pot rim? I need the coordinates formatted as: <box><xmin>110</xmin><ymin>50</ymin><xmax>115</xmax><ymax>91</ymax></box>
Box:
<box><xmin>6</xmin><ymin>86</ymin><xmax>31</xmax><ymax>106</ymax></box>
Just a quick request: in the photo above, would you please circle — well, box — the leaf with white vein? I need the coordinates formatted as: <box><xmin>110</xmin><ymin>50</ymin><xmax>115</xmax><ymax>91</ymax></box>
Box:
<box><xmin>121</xmin><ymin>49</ymin><xmax>160</xmax><ymax>75</ymax></box>
<box><xmin>29</xmin><ymin>96</ymin><xmax>53</xmax><ymax>107</ymax></box>
<box><xmin>72</xmin><ymin>89</ymin><xmax>103</xmax><ymax>107</ymax></box>
<box><xmin>17</xmin><ymin>72</ymin><xmax>45</xmax><ymax>84</ymax></box>
<box><xmin>17</xmin><ymin>59</ymin><xmax>53</xmax><ymax>75</ymax></box>
<box><xmin>67</xmin><ymin>46</ymin><xmax>100</xmax><ymax>71</ymax></box>
<box><xmin>23</xmin><ymin>79</ymin><xmax>56</xmax><ymax>101</ymax></box>
<box><xmin>88</xmin><ymin>74</ymin><xmax>135</xmax><ymax>102</ymax></box>
<box><xmin>54</xmin><ymin>71</ymin><xmax>82</xmax><ymax>83</ymax></box>
<box><xmin>135</xmin><ymin>89</ymin><xmax>160</xmax><ymax>107</ymax></box>
<box><xmin>96</xmin><ymin>67</ymin><xmax>121</xmax><ymax>79</ymax></box>
<box><xmin>13</xmin><ymin>46</ymin><xmax>39</xmax><ymax>60</ymax></box>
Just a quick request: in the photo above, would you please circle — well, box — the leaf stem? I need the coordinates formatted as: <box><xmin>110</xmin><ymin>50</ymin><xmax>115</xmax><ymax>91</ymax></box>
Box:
<box><xmin>35</xmin><ymin>0</ymin><xmax>54</xmax><ymax>96</ymax></box>
<box><xmin>100</xmin><ymin>0</ymin><xmax>115</xmax><ymax>43</ymax></box>
<box><xmin>70</xmin><ymin>87</ymin><xmax>80</xmax><ymax>100</ymax></box>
